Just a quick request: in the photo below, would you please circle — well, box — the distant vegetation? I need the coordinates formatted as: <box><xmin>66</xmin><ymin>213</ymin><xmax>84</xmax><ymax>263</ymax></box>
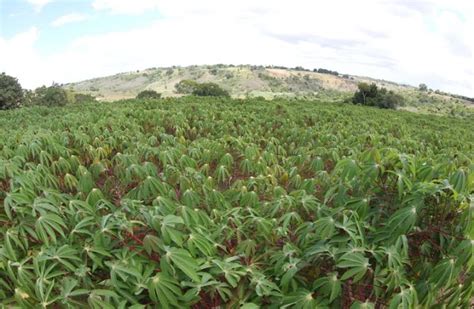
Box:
<box><xmin>192</xmin><ymin>82</ymin><xmax>229</xmax><ymax>97</ymax></box>
<box><xmin>30</xmin><ymin>84</ymin><xmax>69</xmax><ymax>107</ymax></box>
<box><xmin>175</xmin><ymin>80</ymin><xmax>229</xmax><ymax>97</ymax></box>
<box><xmin>174</xmin><ymin>79</ymin><xmax>199</xmax><ymax>94</ymax></box>
<box><xmin>352</xmin><ymin>82</ymin><xmax>404</xmax><ymax>109</ymax></box>
<box><xmin>136</xmin><ymin>90</ymin><xmax>162</xmax><ymax>100</ymax></box>
<box><xmin>0</xmin><ymin>74</ymin><xmax>96</xmax><ymax>109</ymax></box>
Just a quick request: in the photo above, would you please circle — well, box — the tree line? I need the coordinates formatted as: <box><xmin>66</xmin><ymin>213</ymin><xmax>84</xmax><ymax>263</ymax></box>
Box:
<box><xmin>0</xmin><ymin>73</ymin><xmax>96</xmax><ymax>110</ymax></box>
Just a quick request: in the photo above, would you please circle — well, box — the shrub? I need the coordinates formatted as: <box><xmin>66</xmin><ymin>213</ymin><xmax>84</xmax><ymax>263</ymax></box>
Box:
<box><xmin>175</xmin><ymin>80</ymin><xmax>199</xmax><ymax>94</ymax></box>
<box><xmin>74</xmin><ymin>93</ymin><xmax>97</xmax><ymax>104</ymax></box>
<box><xmin>136</xmin><ymin>90</ymin><xmax>162</xmax><ymax>100</ymax></box>
<box><xmin>192</xmin><ymin>83</ymin><xmax>229</xmax><ymax>97</ymax></box>
<box><xmin>0</xmin><ymin>73</ymin><xmax>23</xmax><ymax>110</ymax></box>
<box><xmin>33</xmin><ymin>84</ymin><xmax>68</xmax><ymax>107</ymax></box>
<box><xmin>419</xmin><ymin>83</ymin><xmax>428</xmax><ymax>91</ymax></box>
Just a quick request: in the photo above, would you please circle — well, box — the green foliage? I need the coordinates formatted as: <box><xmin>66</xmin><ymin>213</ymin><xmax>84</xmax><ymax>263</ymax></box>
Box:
<box><xmin>352</xmin><ymin>82</ymin><xmax>404</xmax><ymax>109</ymax></box>
<box><xmin>419</xmin><ymin>83</ymin><xmax>428</xmax><ymax>91</ymax></box>
<box><xmin>192</xmin><ymin>82</ymin><xmax>229</xmax><ymax>97</ymax></box>
<box><xmin>0</xmin><ymin>72</ymin><xmax>23</xmax><ymax>110</ymax></box>
<box><xmin>0</xmin><ymin>97</ymin><xmax>472</xmax><ymax>307</ymax></box>
<box><xmin>33</xmin><ymin>84</ymin><xmax>69</xmax><ymax>107</ymax></box>
<box><xmin>74</xmin><ymin>93</ymin><xmax>97</xmax><ymax>104</ymax></box>
<box><xmin>175</xmin><ymin>80</ymin><xmax>229</xmax><ymax>97</ymax></box>
<box><xmin>175</xmin><ymin>79</ymin><xmax>229</xmax><ymax>97</ymax></box>
<box><xmin>136</xmin><ymin>90</ymin><xmax>161</xmax><ymax>100</ymax></box>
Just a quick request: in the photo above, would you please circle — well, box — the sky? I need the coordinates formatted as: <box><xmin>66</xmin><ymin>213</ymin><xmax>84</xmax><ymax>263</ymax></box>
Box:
<box><xmin>0</xmin><ymin>0</ymin><xmax>473</xmax><ymax>97</ymax></box>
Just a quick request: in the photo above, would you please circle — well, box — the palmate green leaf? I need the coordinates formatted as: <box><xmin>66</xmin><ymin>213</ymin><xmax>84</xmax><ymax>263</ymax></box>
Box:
<box><xmin>312</xmin><ymin>273</ymin><xmax>341</xmax><ymax>302</ymax></box>
<box><xmin>388</xmin><ymin>285</ymin><xmax>418</xmax><ymax>309</ymax></box>
<box><xmin>252</xmin><ymin>273</ymin><xmax>281</xmax><ymax>297</ymax></box>
<box><xmin>281</xmin><ymin>289</ymin><xmax>327</xmax><ymax>309</ymax></box>
<box><xmin>36</xmin><ymin>245</ymin><xmax>82</xmax><ymax>273</ymax></box>
<box><xmin>35</xmin><ymin>213</ymin><xmax>67</xmax><ymax>245</ymax></box>
<box><xmin>211</xmin><ymin>257</ymin><xmax>246</xmax><ymax>288</ymax></box>
<box><xmin>378</xmin><ymin>205</ymin><xmax>418</xmax><ymax>243</ymax></box>
<box><xmin>314</xmin><ymin>216</ymin><xmax>335</xmax><ymax>239</ymax></box>
<box><xmin>337</xmin><ymin>252</ymin><xmax>370</xmax><ymax>283</ymax></box>
<box><xmin>165</xmin><ymin>247</ymin><xmax>200</xmax><ymax>282</ymax></box>
<box><xmin>450</xmin><ymin>169</ymin><xmax>467</xmax><ymax>194</ymax></box>
<box><xmin>335</xmin><ymin>158</ymin><xmax>359</xmax><ymax>181</ymax></box>
<box><xmin>153</xmin><ymin>215</ymin><xmax>185</xmax><ymax>246</ymax></box>
<box><xmin>428</xmin><ymin>258</ymin><xmax>460</xmax><ymax>289</ymax></box>
<box><xmin>143</xmin><ymin>234</ymin><xmax>163</xmax><ymax>255</ymax></box>
<box><xmin>88</xmin><ymin>289</ymin><xmax>120</xmax><ymax>309</ymax></box>
<box><xmin>60</xmin><ymin>278</ymin><xmax>90</xmax><ymax>303</ymax></box>
<box><xmin>34</xmin><ymin>278</ymin><xmax>58</xmax><ymax>307</ymax></box>
<box><xmin>187</xmin><ymin>231</ymin><xmax>216</xmax><ymax>257</ymax></box>
<box><xmin>148</xmin><ymin>272</ymin><xmax>183</xmax><ymax>308</ymax></box>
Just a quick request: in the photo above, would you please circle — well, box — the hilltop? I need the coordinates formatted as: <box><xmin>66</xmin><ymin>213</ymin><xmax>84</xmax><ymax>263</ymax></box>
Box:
<box><xmin>65</xmin><ymin>64</ymin><xmax>473</xmax><ymax>116</ymax></box>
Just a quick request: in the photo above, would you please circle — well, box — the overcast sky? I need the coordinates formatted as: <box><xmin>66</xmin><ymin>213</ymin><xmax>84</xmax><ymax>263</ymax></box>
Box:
<box><xmin>1</xmin><ymin>0</ymin><xmax>473</xmax><ymax>96</ymax></box>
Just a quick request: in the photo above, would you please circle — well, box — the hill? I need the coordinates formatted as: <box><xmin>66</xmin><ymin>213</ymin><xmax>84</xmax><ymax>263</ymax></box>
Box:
<box><xmin>64</xmin><ymin>64</ymin><xmax>473</xmax><ymax>116</ymax></box>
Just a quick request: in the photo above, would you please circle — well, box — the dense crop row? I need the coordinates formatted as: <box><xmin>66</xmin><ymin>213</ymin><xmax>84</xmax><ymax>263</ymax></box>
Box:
<box><xmin>0</xmin><ymin>97</ymin><xmax>473</xmax><ymax>308</ymax></box>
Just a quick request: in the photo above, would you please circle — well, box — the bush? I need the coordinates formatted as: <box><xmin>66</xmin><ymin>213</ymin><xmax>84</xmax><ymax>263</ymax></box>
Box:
<box><xmin>33</xmin><ymin>84</ymin><xmax>68</xmax><ymax>107</ymax></box>
<box><xmin>192</xmin><ymin>83</ymin><xmax>229</xmax><ymax>97</ymax></box>
<box><xmin>175</xmin><ymin>80</ymin><xmax>199</xmax><ymax>94</ymax></box>
<box><xmin>74</xmin><ymin>93</ymin><xmax>97</xmax><ymax>104</ymax></box>
<box><xmin>136</xmin><ymin>90</ymin><xmax>161</xmax><ymax>100</ymax></box>
<box><xmin>419</xmin><ymin>83</ymin><xmax>428</xmax><ymax>91</ymax></box>
<box><xmin>0</xmin><ymin>73</ymin><xmax>23</xmax><ymax>110</ymax></box>
<box><xmin>352</xmin><ymin>82</ymin><xmax>403</xmax><ymax>109</ymax></box>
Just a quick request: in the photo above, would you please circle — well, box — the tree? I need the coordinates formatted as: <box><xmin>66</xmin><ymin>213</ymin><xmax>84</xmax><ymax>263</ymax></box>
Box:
<box><xmin>352</xmin><ymin>83</ymin><xmax>378</xmax><ymax>106</ymax></box>
<box><xmin>192</xmin><ymin>83</ymin><xmax>229</xmax><ymax>97</ymax></box>
<box><xmin>0</xmin><ymin>72</ymin><xmax>23</xmax><ymax>110</ymax></box>
<box><xmin>419</xmin><ymin>83</ymin><xmax>428</xmax><ymax>91</ymax></box>
<box><xmin>136</xmin><ymin>90</ymin><xmax>161</xmax><ymax>99</ymax></box>
<box><xmin>175</xmin><ymin>80</ymin><xmax>199</xmax><ymax>94</ymax></box>
<box><xmin>352</xmin><ymin>82</ymin><xmax>403</xmax><ymax>109</ymax></box>
<box><xmin>33</xmin><ymin>84</ymin><xmax>68</xmax><ymax>107</ymax></box>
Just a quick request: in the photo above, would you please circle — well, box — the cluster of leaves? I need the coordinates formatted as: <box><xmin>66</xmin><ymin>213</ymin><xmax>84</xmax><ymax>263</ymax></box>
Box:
<box><xmin>0</xmin><ymin>97</ymin><xmax>473</xmax><ymax>308</ymax></box>
<box><xmin>352</xmin><ymin>83</ymin><xmax>405</xmax><ymax>109</ymax></box>
<box><xmin>175</xmin><ymin>80</ymin><xmax>229</xmax><ymax>97</ymax></box>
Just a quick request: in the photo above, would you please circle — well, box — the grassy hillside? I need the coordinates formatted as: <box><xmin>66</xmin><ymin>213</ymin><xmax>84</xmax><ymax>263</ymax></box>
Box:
<box><xmin>64</xmin><ymin>65</ymin><xmax>473</xmax><ymax>116</ymax></box>
<box><xmin>1</xmin><ymin>97</ymin><xmax>473</xmax><ymax>307</ymax></box>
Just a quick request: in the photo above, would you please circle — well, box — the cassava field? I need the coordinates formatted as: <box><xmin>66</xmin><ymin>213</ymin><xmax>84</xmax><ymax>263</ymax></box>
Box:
<box><xmin>0</xmin><ymin>97</ymin><xmax>473</xmax><ymax>308</ymax></box>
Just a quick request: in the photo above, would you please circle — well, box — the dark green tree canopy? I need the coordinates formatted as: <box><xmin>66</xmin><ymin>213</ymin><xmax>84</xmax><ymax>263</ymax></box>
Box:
<box><xmin>136</xmin><ymin>90</ymin><xmax>162</xmax><ymax>100</ymax></box>
<box><xmin>0</xmin><ymin>73</ymin><xmax>23</xmax><ymax>110</ymax></box>
<box><xmin>419</xmin><ymin>83</ymin><xmax>428</xmax><ymax>91</ymax></box>
<box><xmin>192</xmin><ymin>82</ymin><xmax>229</xmax><ymax>97</ymax></box>
<box><xmin>352</xmin><ymin>82</ymin><xmax>403</xmax><ymax>109</ymax></box>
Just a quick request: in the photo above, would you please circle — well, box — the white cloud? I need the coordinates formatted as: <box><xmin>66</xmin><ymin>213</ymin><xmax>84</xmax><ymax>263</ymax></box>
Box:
<box><xmin>1</xmin><ymin>0</ymin><xmax>473</xmax><ymax>96</ymax></box>
<box><xmin>0</xmin><ymin>27</ymin><xmax>46</xmax><ymax>88</ymax></box>
<box><xmin>51</xmin><ymin>13</ymin><xmax>89</xmax><ymax>27</ymax></box>
<box><xmin>27</xmin><ymin>0</ymin><xmax>54</xmax><ymax>12</ymax></box>
<box><xmin>92</xmin><ymin>0</ymin><xmax>160</xmax><ymax>15</ymax></box>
